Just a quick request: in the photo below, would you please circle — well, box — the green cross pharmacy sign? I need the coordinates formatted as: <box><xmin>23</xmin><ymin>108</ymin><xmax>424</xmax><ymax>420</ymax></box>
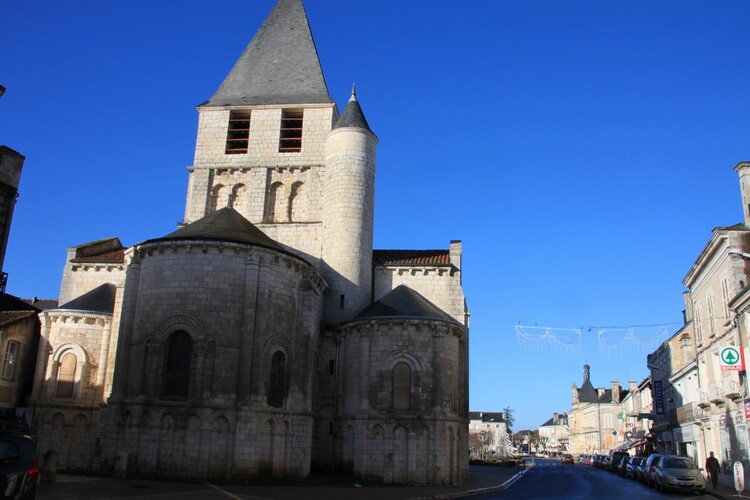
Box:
<box><xmin>720</xmin><ymin>347</ymin><xmax>744</xmax><ymax>371</ymax></box>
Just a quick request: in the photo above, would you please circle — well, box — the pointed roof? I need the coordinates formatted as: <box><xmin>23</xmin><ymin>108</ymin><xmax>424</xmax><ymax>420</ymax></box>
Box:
<box><xmin>152</xmin><ymin>208</ymin><xmax>282</xmax><ymax>250</ymax></box>
<box><xmin>333</xmin><ymin>86</ymin><xmax>374</xmax><ymax>134</ymax></box>
<box><xmin>204</xmin><ymin>0</ymin><xmax>333</xmax><ymax>107</ymax></box>
<box><xmin>352</xmin><ymin>285</ymin><xmax>459</xmax><ymax>325</ymax></box>
<box><xmin>59</xmin><ymin>283</ymin><xmax>117</xmax><ymax>314</ymax></box>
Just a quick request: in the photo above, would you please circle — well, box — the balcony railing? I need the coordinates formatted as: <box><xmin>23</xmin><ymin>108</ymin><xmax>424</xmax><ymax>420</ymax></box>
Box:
<box><xmin>697</xmin><ymin>391</ymin><xmax>711</xmax><ymax>408</ymax></box>
<box><xmin>709</xmin><ymin>382</ymin><xmax>725</xmax><ymax>403</ymax></box>
<box><xmin>676</xmin><ymin>402</ymin><xmax>704</xmax><ymax>424</ymax></box>
<box><xmin>723</xmin><ymin>379</ymin><xmax>746</xmax><ymax>400</ymax></box>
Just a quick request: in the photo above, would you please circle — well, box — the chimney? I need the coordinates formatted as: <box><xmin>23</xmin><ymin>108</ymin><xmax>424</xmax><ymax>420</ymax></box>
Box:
<box><xmin>553</xmin><ymin>412</ymin><xmax>558</xmax><ymax>423</ymax></box>
<box><xmin>734</xmin><ymin>162</ymin><xmax>750</xmax><ymax>226</ymax></box>
<box><xmin>611</xmin><ymin>381</ymin><xmax>621</xmax><ymax>403</ymax></box>
<box><xmin>629</xmin><ymin>381</ymin><xmax>637</xmax><ymax>392</ymax></box>
<box><xmin>583</xmin><ymin>364</ymin><xmax>590</xmax><ymax>383</ymax></box>
<box><xmin>682</xmin><ymin>291</ymin><xmax>694</xmax><ymax>323</ymax></box>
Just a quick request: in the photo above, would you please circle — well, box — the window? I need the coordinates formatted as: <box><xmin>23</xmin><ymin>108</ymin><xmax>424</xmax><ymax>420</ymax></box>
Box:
<box><xmin>267</xmin><ymin>351</ymin><xmax>287</xmax><ymax>407</ymax></box>
<box><xmin>163</xmin><ymin>330</ymin><xmax>192</xmax><ymax>400</ymax></box>
<box><xmin>279</xmin><ymin>110</ymin><xmax>303</xmax><ymax>153</ymax></box>
<box><xmin>1</xmin><ymin>341</ymin><xmax>19</xmax><ymax>380</ymax></box>
<box><xmin>57</xmin><ymin>353</ymin><xmax>77</xmax><ymax>398</ymax></box>
<box><xmin>393</xmin><ymin>362</ymin><xmax>411</xmax><ymax>410</ymax></box>
<box><xmin>225</xmin><ymin>111</ymin><xmax>251</xmax><ymax>154</ymax></box>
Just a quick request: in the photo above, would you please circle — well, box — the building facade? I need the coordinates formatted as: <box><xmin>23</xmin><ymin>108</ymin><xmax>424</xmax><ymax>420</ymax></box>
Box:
<box><xmin>28</xmin><ymin>0</ymin><xmax>469</xmax><ymax>486</ymax></box>
<box><xmin>568</xmin><ymin>365</ymin><xmax>629</xmax><ymax>455</ymax></box>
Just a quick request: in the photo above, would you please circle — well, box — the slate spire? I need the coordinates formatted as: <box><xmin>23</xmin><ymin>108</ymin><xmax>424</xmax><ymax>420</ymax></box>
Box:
<box><xmin>333</xmin><ymin>83</ymin><xmax>374</xmax><ymax>134</ymax></box>
<box><xmin>204</xmin><ymin>0</ymin><xmax>333</xmax><ymax>107</ymax></box>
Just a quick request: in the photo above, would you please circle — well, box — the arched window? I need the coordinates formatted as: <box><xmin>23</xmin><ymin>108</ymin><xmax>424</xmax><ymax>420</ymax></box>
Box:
<box><xmin>288</xmin><ymin>181</ymin><xmax>305</xmax><ymax>222</ymax></box>
<box><xmin>210</xmin><ymin>185</ymin><xmax>228</xmax><ymax>213</ymax></box>
<box><xmin>57</xmin><ymin>352</ymin><xmax>77</xmax><ymax>398</ymax></box>
<box><xmin>266</xmin><ymin>182</ymin><xmax>286</xmax><ymax>223</ymax></box>
<box><xmin>267</xmin><ymin>351</ymin><xmax>287</xmax><ymax>407</ymax></box>
<box><xmin>163</xmin><ymin>330</ymin><xmax>192</xmax><ymax>400</ymax></box>
<box><xmin>393</xmin><ymin>362</ymin><xmax>411</xmax><ymax>410</ymax></box>
<box><xmin>231</xmin><ymin>183</ymin><xmax>247</xmax><ymax>211</ymax></box>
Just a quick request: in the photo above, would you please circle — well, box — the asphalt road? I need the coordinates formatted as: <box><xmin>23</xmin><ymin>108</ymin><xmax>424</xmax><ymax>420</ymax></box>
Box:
<box><xmin>466</xmin><ymin>458</ymin><xmax>714</xmax><ymax>499</ymax></box>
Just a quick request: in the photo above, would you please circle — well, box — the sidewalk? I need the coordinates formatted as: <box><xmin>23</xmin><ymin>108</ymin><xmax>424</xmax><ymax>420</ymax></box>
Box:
<box><xmin>707</xmin><ymin>480</ymin><xmax>750</xmax><ymax>500</ymax></box>
<box><xmin>37</xmin><ymin>463</ymin><xmax>531</xmax><ymax>500</ymax></box>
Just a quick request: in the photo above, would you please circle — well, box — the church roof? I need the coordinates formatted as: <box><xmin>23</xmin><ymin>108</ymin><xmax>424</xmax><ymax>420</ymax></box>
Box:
<box><xmin>156</xmin><ymin>208</ymin><xmax>282</xmax><ymax>250</ymax></box>
<box><xmin>333</xmin><ymin>88</ymin><xmax>373</xmax><ymax>134</ymax></box>
<box><xmin>59</xmin><ymin>283</ymin><xmax>117</xmax><ymax>314</ymax></box>
<box><xmin>71</xmin><ymin>248</ymin><xmax>125</xmax><ymax>264</ymax></box>
<box><xmin>373</xmin><ymin>249</ymin><xmax>451</xmax><ymax>266</ymax></box>
<box><xmin>203</xmin><ymin>0</ymin><xmax>333</xmax><ymax>107</ymax></box>
<box><xmin>353</xmin><ymin>285</ymin><xmax>459</xmax><ymax>325</ymax></box>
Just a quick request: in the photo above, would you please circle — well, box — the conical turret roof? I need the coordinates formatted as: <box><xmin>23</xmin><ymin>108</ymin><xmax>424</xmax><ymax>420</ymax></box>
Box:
<box><xmin>150</xmin><ymin>208</ymin><xmax>282</xmax><ymax>250</ymax></box>
<box><xmin>333</xmin><ymin>86</ymin><xmax>374</xmax><ymax>134</ymax></box>
<box><xmin>204</xmin><ymin>0</ymin><xmax>333</xmax><ymax>107</ymax></box>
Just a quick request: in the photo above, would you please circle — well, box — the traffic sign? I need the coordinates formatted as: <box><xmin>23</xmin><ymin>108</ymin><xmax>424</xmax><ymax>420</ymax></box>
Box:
<box><xmin>721</xmin><ymin>347</ymin><xmax>743</xmax><ymax>371</ymax></box>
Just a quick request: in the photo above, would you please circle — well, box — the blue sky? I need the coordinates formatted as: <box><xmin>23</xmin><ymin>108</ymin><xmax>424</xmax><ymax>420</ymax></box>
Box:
<box><xmin>1</xmin><ymin>1</ymin><xmax>749</xmax><ymax>430</ymax></box>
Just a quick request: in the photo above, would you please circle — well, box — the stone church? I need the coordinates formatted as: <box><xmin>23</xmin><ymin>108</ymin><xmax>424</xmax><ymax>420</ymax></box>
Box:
<box><xmin>28</xmin><ymin>0</ymin><xmax>469</xmax><ymax>486</ymax></box>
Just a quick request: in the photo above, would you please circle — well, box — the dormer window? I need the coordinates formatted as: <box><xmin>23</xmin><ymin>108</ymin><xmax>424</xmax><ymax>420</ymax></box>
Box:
<box><xmin>225</xmin><ymin>111</ymin><xmax>251</xmax><ymax>154</ymax></box>
<box><xmin>279</xmin><ymin>110</ymin><xmax>303</xmax><ymax>153</ymax></box>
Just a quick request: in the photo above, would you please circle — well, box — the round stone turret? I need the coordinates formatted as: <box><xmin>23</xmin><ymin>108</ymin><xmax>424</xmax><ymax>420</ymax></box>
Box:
<box><xmin>322</xmin><ymin>88</ymin><xmax>378</xmax><ymax>323</ymax></box>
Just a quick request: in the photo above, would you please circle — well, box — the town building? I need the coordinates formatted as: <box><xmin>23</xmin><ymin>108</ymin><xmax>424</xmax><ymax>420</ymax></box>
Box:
<box><xmin>657</xmin><ymin>161</ymin><xmax>750</xmax><ymax>480</ymax></box>
<box><xmin>538</xmin><ymin>412</ymin><xmax>569</xmax><ymax>457</ymax></box>
<box><xmin>469</xmin><ymin>411</ymin><xmax>509</xmax><ymax>458</ymax></box>
<box><xmin>568</xmin><ymin>364</ymin><xmax>629</xmax><ymax>455</ymax></box>
<box><xmin>28</xmin><ymin>0</ymin><xmax>469</xmax><ymax>485</ymax></box>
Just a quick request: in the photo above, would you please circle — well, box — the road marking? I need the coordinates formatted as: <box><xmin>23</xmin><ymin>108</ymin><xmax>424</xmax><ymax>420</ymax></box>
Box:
<box><xmin>204</xmin><ymin>481</ymin><xmax>272</xmax><ymax>500</ymax></box>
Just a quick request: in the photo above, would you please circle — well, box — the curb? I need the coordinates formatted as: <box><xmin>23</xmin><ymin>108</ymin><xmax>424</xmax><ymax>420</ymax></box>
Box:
<box><xmin>413</xmin><ymin>465</ymin><xmax>533</xmax><ymax>500</ymax></box>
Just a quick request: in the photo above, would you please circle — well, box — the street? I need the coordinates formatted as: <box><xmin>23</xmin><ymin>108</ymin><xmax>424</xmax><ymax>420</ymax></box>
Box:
<box><xmin>466</xmin><ymin>459</ymin><xmax>714</xmax><ymax>499</ymax></box>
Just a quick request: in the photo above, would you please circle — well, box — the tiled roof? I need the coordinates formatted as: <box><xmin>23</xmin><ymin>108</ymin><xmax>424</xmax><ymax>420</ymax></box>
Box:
<box><xmin>59</xmin><ymin>283</ymin><xmax>116</xmax><ymax>314</ymax></box>
<box><xmin>352</xmin><ymin>285</ymin><xmax>459</xmax><ymax>325</ymax></box>
<box><xmin>153</xmin><ymin>208</ymin><xmax>282</xmax><ymax>250</ymax></box>
<box><xmin>333</xmin><ymin>91</ymin><xmax>373</xmax><ymax>134</ymax></box>
<box><xmin>203</xmin><ymin>0</ymin><xmax>333</xmax><ymax>106</ymax></box>
<box><xmin>0</xmin><ymin>310</ymin><xmax>36</xmax><ymax>327</ymax></box>
<box><xmin>71</xmin><ymin>248</ymin><xmax>125</xmax><ymax>264</ymax></box>
<box><xmin>373</xmin><ymin>249</ymin><xmax>450</xmax><ymax>266</ymax></box>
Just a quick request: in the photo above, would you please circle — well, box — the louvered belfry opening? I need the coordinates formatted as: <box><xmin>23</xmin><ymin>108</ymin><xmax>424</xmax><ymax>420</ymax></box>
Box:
<box><xmin>225</xmin><ymin>111</ymin><xmax>251</xmax><ymax>154</ymax></box>
<box><xmin>279</xmin><ymin>109</ymin><xmax>303</xmax><ymax>152</ymax></box>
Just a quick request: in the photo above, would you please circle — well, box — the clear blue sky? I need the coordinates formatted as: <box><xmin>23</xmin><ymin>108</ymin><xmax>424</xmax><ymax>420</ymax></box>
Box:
<box><xmin>2</xmin><ymin>1</ymin><xmax>749</xmax><ymax>430</ymax></box>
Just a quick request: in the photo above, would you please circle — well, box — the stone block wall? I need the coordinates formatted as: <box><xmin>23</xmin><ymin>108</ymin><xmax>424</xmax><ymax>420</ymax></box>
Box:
<box><xmin>185</xmin><ymin>105</ymin><xmax>335</xmax><ymax>225</ymax></box>
<box><xmin>333</xmin><ymin>319</ymin><xmax>468</xmax><ymax>485</ymax></box>
<box><xmin>373</xmin><ymin>266</ymin><xmax>466</xmax><ymax>325</ymax></box>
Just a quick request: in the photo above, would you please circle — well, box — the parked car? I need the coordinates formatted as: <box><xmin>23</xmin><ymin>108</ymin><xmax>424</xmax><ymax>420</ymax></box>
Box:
<box><xmin>626</xmin><ymin>456</ymin><xmax>646</xmax><ymax>480</ymax></box>
<box><xmin>0</xmin><ymin>430</ymin><xmax>38</xmax><ymax>499</ymax></box>
<box><xmin>643</xmin><ymin>454</ymin><xmax>663</xmax><ymax>486</ymax></box>
<box><xmin>652</xmin><ymin>456</ymin><xmax>706</xmax><ymax>494</ymax></box>
<box><xmin>561</xmin><ymin>453</ymin><xmax>575</xmax><ymax>465</ymax></box>
<box><xmin>609</xmin><ymin>451</ymin><xmax>629</xmax><ymax>473</ymax></box>
<box><xmin>617</xmin><ymin>455</ymin><xmax>629</xmax><ymax>476</ymax></box>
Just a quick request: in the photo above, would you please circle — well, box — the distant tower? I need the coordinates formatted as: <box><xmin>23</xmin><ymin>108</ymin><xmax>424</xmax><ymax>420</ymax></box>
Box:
<box><xmin>322</xmin><ymin>87</ymin><xmax>377</xmax><ymax>323</ymax></box>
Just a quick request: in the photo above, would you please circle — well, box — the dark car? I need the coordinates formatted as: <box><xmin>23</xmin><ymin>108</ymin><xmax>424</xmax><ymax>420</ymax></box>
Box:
<box><xmin>652</xmin><ymin>455</ymin><xmax>706</xmax><ymax>494</ymax></box>
<box><xmin>561</xmin><ymin>453</ymin><xmax>574</xmax><ymax>465</ymax></box>
<box><xmin>609</xmin><ymin>451</ymin><xmax>629</xmax><ymax>473</ymax></box>
<box><xmin>0</xmin><ymin>431</ymin><xmax>38</xmax><ymax>499</ymax></box>
<box><xmin>626</xmin><ymin>456</ymin><xmax>645</xmax><ymax>480</ymax></box>
<box><xmin>617</xmin><ymin>455</ymin><xmax>629</xmax><ymax>476</ymax></box>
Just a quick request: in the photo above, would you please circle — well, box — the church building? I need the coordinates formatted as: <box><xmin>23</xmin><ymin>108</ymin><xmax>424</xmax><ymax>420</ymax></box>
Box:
<box><xmin>28</xmin><ymin>0</ymin><xmax>469</xmax><ymax>485</ymax></box>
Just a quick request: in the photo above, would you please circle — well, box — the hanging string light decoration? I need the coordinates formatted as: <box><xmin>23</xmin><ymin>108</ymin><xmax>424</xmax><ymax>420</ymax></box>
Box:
<box><xmin>597</xmin><ymin>326</ymin><xmax>668</xmax><ymax>358</ymax></box>
<box><xmin>515</xmin><ymin>326</ymin><xmax>581</xmax><ymax>355</ymax></box>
